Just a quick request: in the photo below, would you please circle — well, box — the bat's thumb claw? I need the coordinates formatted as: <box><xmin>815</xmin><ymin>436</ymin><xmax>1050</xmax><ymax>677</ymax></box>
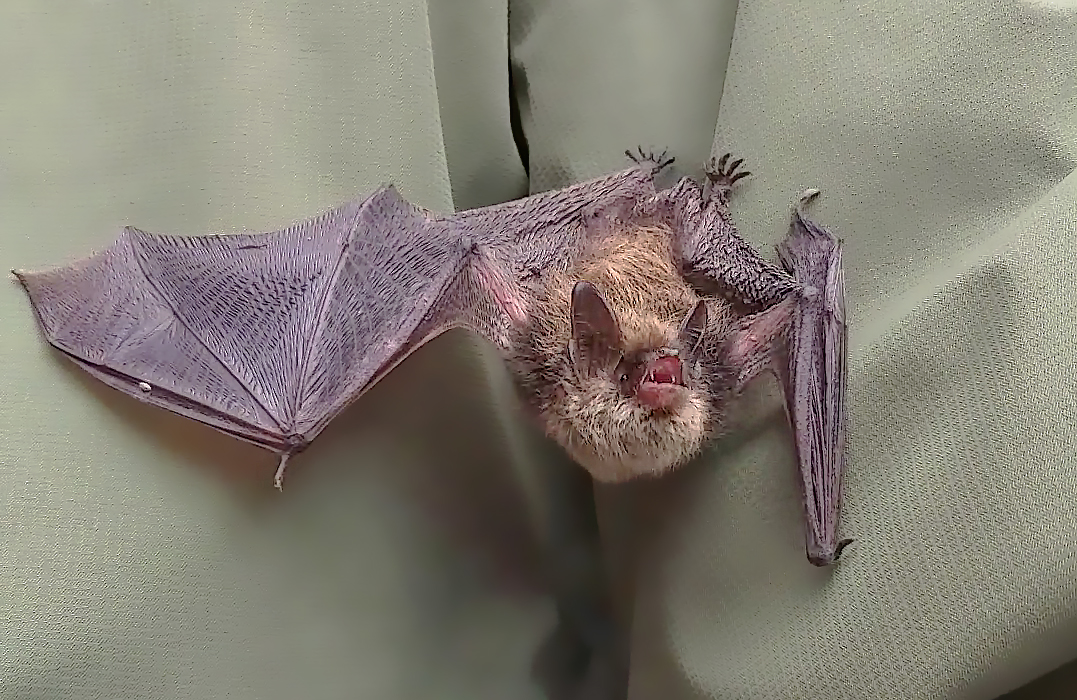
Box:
<box><xmin>791</xmin><ymin>188</ymin><xmax>825</xmax><ymax>229</ymax></box>
<box><xmin>796</xmin><ymin>188</ymin><xmax>822</xmax><ymax>210</ymax></box>
<box><xmin>833</xmin><ymin>538</ymin><xmax>854</xmax><ymax>561</ymax></box>
<box><xmin>809</xmin><ymin>539</ymin><xmax>854</xmax><ymax>566</ymax></box>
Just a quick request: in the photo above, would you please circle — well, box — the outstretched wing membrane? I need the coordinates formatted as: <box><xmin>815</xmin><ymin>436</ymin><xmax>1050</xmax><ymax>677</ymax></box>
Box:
<box><xmin>16</xmin><ymin>187</ymin><xmax>472</xmax><ymax>485</ymax></box>
<box><xmin>15</xmin><ymin>167</ymin><xmax>661</xmax><ymax>487</ymax></box>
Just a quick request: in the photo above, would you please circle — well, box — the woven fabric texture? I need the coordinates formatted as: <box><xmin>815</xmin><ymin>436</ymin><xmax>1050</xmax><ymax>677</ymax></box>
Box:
<box><xmin>2</xmin><ymin>1</ymin><xmax>1076</xmax><ymax>699</ymax></box>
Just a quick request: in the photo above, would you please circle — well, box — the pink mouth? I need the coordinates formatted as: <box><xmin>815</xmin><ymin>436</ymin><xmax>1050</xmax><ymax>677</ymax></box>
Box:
<box><xmin>636</xmin><ymin>356</ymin><xmax>687</xmax><ymax>410</ymax></box>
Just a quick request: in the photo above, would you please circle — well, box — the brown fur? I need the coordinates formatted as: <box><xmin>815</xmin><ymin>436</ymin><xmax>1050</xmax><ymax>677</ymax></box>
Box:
<box><xmin>507</xmin><ymin>223</ymin><xmax>740</xmax><ymax>482</ymax></box>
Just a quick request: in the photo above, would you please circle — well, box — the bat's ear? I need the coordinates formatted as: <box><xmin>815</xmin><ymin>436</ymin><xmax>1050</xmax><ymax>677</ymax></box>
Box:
<box><xmin>729</xmin><ymin>297</ymin><xmax>796</xmax><ymax>390</ymax></box>
<box><xmin>571</xmin><ymin>281</ymin><xmax>623</xmax><ymax>377</ymax></box>
<box><xmin>678</xmin><ymin>299</ymin><xmax>708</xmax><ymax>353</ymax></box>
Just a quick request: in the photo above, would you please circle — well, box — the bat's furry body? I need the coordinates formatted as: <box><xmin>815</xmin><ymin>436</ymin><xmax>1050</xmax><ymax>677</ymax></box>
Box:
<box><xmin>508</xmin><ymin>224</ymin><xmax>722</xmax><ymax>481</ymax></box>
<box><xmin>13</xmin><ymin>149</ymin><xmax>851</xmax><ymax>566</ymax></box>
<box><xmin>508</xmin><ymin>222</ymin><xmax>742</xmax><ymax>483</ymax></box>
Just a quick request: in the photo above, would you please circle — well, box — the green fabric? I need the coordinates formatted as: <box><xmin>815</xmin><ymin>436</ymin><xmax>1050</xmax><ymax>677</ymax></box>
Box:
<box><xmin>2</xmin><ymin>1</ymin><xmax>1076</xmax><ymax>699</ymax></box>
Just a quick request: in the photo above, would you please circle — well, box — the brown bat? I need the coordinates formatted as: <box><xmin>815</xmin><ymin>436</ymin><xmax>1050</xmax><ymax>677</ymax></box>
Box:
<box><xmin>12</xmin><ymin>148</ymin><xmax>851</xmax><ymax>566</ymax></box>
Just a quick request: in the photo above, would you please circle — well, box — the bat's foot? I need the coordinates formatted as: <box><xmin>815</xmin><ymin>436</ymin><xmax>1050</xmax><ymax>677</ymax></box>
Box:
<box><xmin>703</xmin><ymin>152</ymin><xmax>751</xmax><ymax>203</ymax></box>
<box><xmin>625</xmin><ymin>146</ymin><xmax>675</xmax><ymax>174</ymax></box>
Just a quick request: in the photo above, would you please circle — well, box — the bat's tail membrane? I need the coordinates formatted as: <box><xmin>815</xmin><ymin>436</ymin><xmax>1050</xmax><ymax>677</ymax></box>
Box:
<box><xmin>776</xmin><ymin>189</ymin><xmax>852</xmax><ymax>567</ymax></box>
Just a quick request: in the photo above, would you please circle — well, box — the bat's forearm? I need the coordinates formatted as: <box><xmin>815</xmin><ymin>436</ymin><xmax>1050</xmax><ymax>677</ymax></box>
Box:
<box><xmin>688</xmin><ymin>202</ymin><xmax>800</xmax><ymax>308</ymax></box>
<box><xmin>653</xmin><ymin>172</ymin><xmax>800</xmax><ymax>309</ymax></box>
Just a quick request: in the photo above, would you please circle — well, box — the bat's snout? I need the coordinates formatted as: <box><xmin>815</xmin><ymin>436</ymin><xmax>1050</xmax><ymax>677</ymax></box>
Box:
<box><xmin>645</xmin><ymin>355</ymin><xmax>682</xmax><ymax>385</ymax></box>
<box><xmin>636</xmin><ymin>355</ymin><xmax>688</xmax><ymax>411</ymax></box>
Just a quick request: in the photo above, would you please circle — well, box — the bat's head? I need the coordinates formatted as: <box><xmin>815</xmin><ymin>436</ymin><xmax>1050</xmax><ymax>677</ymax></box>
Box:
<box><xmin>550</xmin><ymin>280</ymin><xmax>725</xmax><ymax>482</ymax></box>
<box><xmin>511</xmin><ymin>225</ymin><xmax>790</xmax><ymax>484</ymax></box>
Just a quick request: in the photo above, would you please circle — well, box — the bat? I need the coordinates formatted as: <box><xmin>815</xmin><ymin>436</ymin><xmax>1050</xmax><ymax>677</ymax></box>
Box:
<box><xmin>12</xmin><ymin>147</ymin><xmax>851</xmax><ymax>566</ymax></box>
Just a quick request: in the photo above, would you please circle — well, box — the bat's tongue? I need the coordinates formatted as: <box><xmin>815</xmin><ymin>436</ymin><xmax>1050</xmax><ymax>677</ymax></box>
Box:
<box><xmin>638</xmin><ymin>356</ymin><xmax>685</xmax><ymax>411</ymax></box>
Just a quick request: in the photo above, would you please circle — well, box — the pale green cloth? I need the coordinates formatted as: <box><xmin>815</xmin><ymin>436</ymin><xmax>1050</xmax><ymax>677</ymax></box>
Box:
<box><xmin>2</xmin><ymin>1</ymin><xmax>1076</xmax><ymax>699</ymax></box>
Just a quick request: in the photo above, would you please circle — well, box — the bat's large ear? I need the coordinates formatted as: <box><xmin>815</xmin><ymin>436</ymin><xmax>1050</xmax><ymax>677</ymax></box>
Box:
<box><xmin>570</xmin><ymin>281</ymin><xmax>623</xmax><ymax>377</ymax></box>
<box><xmin>678</xmin><ymin>299</ymin><xmax>708</xmax><ymax>354</ymax></box>
<box><xmin>728</xmin><ymin>297</ymin><xmax>795</xmax><ymax>390</ymax></box>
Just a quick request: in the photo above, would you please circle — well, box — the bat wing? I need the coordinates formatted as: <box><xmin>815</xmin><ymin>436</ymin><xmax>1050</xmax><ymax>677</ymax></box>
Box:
<box><xmin>646</xmin><ymin>154</ymin><xmax>851</xmax><ymax>567</ymax></box>
<box><xmin>15</xmin><ymin>167</ymin><xmax>659</xmax><ymax>488</ymax></box>
<box><xmin>15</xmin><ymin>187</ymin><xmax>473</xmax><ymax>487</ymax></box>
<box><xmin>776</xmin><ymin>190</ymin><xmax>851</xmax><ymax>566</ymax></box>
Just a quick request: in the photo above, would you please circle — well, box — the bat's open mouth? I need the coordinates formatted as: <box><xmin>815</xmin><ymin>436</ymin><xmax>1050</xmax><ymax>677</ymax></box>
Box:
<box><xmin>637</xmin><ymin>356</ymin><xmax>688</xmax><ymax>411</ymax></box>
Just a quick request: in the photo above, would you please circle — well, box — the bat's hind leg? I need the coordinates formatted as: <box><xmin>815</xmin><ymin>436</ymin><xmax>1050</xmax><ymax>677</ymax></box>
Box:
<box><xmin>665</xmin><ymin>149</ymin><xmax>799</xmax><ymax>308</ymax></box>
<box><xmin>625</xmin><ymin>145</ymin><xmax>675</xmax><ymax>175</ymax></box>
<box><xmin>703</xmin><ymin>152</ymin><xmax>752</xmax><ymax>204</ymax></box>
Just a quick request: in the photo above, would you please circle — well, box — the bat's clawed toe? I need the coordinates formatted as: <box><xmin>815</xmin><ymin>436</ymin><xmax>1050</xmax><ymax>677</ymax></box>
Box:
<box><xmin>704</xmin><ymin>152</ymin><xmax>751</xmax><ymax>203</ymax></box>
<box><xmin>625</xmin><ymin>145</ymin><xmax>676</xmax><ymax>174</ymax></box>
<box><xmin>705</xmin><ymin>152</ymin><xmax>751</xmax><ymax>182</ymax></box>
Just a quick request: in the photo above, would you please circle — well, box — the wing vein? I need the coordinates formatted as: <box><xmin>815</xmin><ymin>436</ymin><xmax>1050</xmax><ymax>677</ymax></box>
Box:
<box><xmin>129</xmin><ymin>233</ymin><xmax>288</xmax><ymax>436</ymax></box>
<box><xmin>292</xmin><ymin>204</ymin><xmax>366</xmax><ymax>426</ymax></box>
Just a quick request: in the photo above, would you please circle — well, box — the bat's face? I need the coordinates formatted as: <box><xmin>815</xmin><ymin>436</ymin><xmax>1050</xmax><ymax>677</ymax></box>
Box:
<box><xmin>509</xmin><ymin>226</ymin><xmax>745</xmax><ymax>483</ymax></box>
<box><xmin>551</xmin><ymin>280</ymin><xmax>735</xmax><ymax>483</ymax></box>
